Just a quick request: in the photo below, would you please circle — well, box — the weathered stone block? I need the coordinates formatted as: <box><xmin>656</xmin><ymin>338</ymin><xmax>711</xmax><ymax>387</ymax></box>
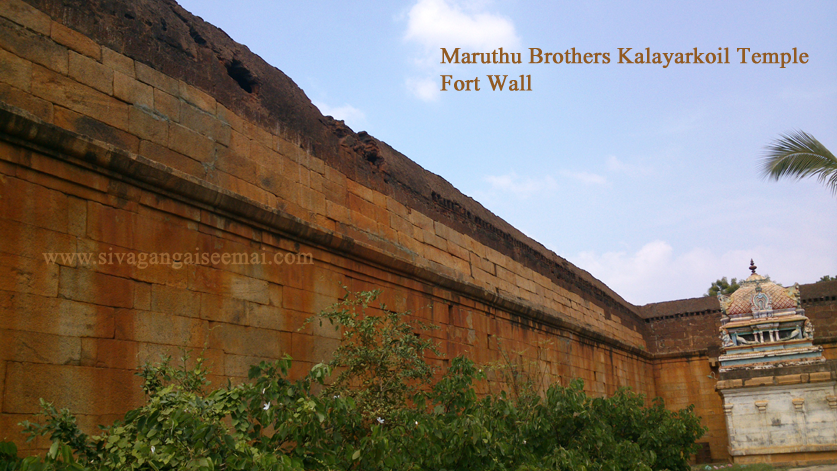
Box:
<box><xmin>214</xmin><ymin>143</ymin><xmax>258</xmax><ymax>183</ymax></box>
<box><xmin>0</xmin><ymin>47</ymin><xmax>31</xmax><ymax>91</ymax></box>
<box><xmin>151</xmin><ymin>284</ymin><xmax>200</xmax><ymax>318</ymax></box>
<box><xmin>243</xmin><ymin>120</ymin><xmax>272</xmax><ymax>149</ymax></box>
<box><xmin>291</xmin><ymin>334</ymin><xmax>339</xmax><ymax>364</ymax></box>
<box><xmin>189</xmin><ymin>265</ymin><xmax>269</xmax><ymax>305</ymax></box>
<box><xmin>300</xmin><ymin>187</ymin><xmax>327</xmax><ymax>216</ymax></box>
<box><xmin>0</xmin><ymin>0</ymin><xmax>50</xmax><ymax>35</ymax></box>
<box><xmin>0</xmin><ymin>173</ymin><xmax>67</xmax><ymax>232</ymax></box>
<box><xmin>297</xmin><ymin>166</ymin><xmax>310</xmax><ymax>188</ymax></box>
<box><xmin>223</xmin><ymin>353</ymin><xmax>275</xmax><ymax>377</ymax></box>
<box><xmin>177</xmin><ymin>81</ymin><xmax>215</xmax><ymax>114</ymax></box>
<box><xmin>325</xmin><ymin>200</ymin><xmax>349</xmax><ymax>224</ymax></box>
<box><xmin>66</xmin><ymin>196</ymin><xmax>86</xmax><ymax>237</ymax></box>
<box><xmin>246</xmin><ymin>301</ymin><xmax>286</xmax><ymax>331</ymax></box>
<box><xmin>85</xmin><ymin>201</ymin><xmax>136</xmax><ymax>248</ymax></box>
<box><xmin>33</xmin><ymin>65</ymin><xmax>129</xmax><ymax>130</ymax></box>
<box><xmin>281</xmin><ymin>286</ymin><xmax>316</xmax><ymax>313</ymax></box>
<box><xmin>349</xmin><ymin>209</ymin><xmax>378</xmax><ymax>234</ymax></box>
<box><xmin>101</xmin><ymin>47</ymin><xmax>133</xmax><ymax>78</ymax></box>
<box><xmin>308</xmin><ymin>155</ymin><xmax>325</xmax><ymax>175</ymax></box>
<box><xmin>167</xmin><ymin>122</ymin><xmax>214</xmax><ymax>163</ymax></box>
<box><xmin>0</xmin><ymin>291</ymin><xmax>115</xmax><ymax>337</ymax></box>
<box><xmin>132</xmin><ymin>214</ymin><xmax>211</xmax><ymax>255</ymax></box>
<box><xmin>0</xmin><ymin>329</ymin><xmax>81</xmax><ymax>364</ymax></box>
<box><xmin>50</xmin><ymin>22</ymin><xmax>99</xmax><ymax>60</ymax></box>
<box><xmin>3</xmin><ymin>362</ymin><xmax>144</xmax><ymax>415</ymax></box>
<box><xmin>114</xmin><ymin>71</ymin><xmax>153</xmax><ymax>108</ymax></box>
<box><xmin>0</xmin><ymin>252</ymin><xmax>58</xmax><ymax>297</ymax></box>
<box><xmin>0</xmin><ymin>18</ymin><xmax>67</xmax><ymax>77</ymax></box>
<box><xmin>54</xmin><ymin>106</ymin><xmax>139</xmax><ymax>152</ymax></box>
<box><xmin>208</xmin><ymin>323</ymin><xmax>288</xmax><ymax>358</ymax></box>
<box><xmin>127</xmin><ymin>105</ymin><xmax>167</xmax><ymax>145</ymax></box>
<box><xmin>58</xmin><ymin>266</ymin><xmax>134</xmax><ymax>308</ymax></box>
<box><xmin>83</xmin><ymin>338</ymin><xmax>222</xmax><ymax>372</ymax></box>
<box><xmin>133</xmin><ymin>282</ymin><xmax>151</xmax><ymax>311</ymax></box>
<box><xmin>68</xmin><ymin>51</ymin><xmax>112</xmax><ymax>94</ymax></box>
<box><xmin>216</xmin><ymin>103</ymin><xmax>244</xmax><ymax>132</ymax></box>
<box><xmin>0</xmin><ymin>82</ymin><xmax>53</xmax><ymax>122</ymax></box>
<box><xmin>227</xmin><ymin>129</ymin><xmax>250</xmax><ymax>158</ymax></box>
<box><xmin>180</xmin><ymin>101</ymin><xmax>229</xmax><ymax>145</ymax></box>
<box><xmin>274</xmin><ymin>134</ymin><xmax>302</xmax><ymax>161</ymax></box>
<box><xmin>150</xmin><ymin>88</ymin><xmax>178</xmax><ymax>121</ymax></box>
<box><xmin>138</xmin><ymin>193</ymin><xmax>201</xmax><ymax>223</ymax></box>
<box><xmin>138</xmin><ymin>139</ymin><xmax>205</xmax><ymax>178</ymax></box>
<box><xmin>114</xmin><ymin>309</ymin><xmax>208</xmax><ymax>347</ymax></box>
<box><xmin>200</xmin><ymin>292</ymin><xmax>247</xmax><ymax>325</ymax></box>
<box><xmin>250</xmin><ymin>140</ymin><xmax>280</xmax><ymax>170</ymax></box>
<box><xmin>346</xmin><ymin>179</ymin><xmax>374</xmax><ymax>203</ymax></box>
<box><xmin>0</xmin><ymin>217</ymin><xmax>75</xmax><ymax>261</ymax></box>
<box><xmin>809</xmin><ymin>371</ymin><xmax>832</xmax><ymax>382</ymax></box>
<box><xmin>775</xmin><ymin>374</ymin><xmax>802</xmax><ymax>385</ymax></box>
<box><xmin>135</xmin><ymin>61</ymin><xmax>178</xmax><ymax>95</ymax></box>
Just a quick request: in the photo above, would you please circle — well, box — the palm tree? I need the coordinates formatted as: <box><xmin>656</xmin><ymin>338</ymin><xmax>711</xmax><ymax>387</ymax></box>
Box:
<box><xmin>762</xmin><ymin>131</ymin><xmax>837</xmax><ymax>195</ymax></box>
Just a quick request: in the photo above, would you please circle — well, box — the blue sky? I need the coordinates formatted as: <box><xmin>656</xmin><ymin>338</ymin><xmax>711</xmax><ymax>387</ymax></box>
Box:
<box><xmin>176</xmin><ymin>0</ymin><xmax>837</xmax><ymax>305</ymax></box>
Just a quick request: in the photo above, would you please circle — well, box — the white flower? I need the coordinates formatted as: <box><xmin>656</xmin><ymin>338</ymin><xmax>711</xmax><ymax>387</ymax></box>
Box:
<box><xmin>377</xmin><ymin>417</ymin><xmax>384</xmax><ymax>424</ymax></box>
<box><xmin>415</xmin><ymin>421</ymin><xmax>419</xmax><ymax>425</ymax></box>
<box><xmin>151</xmin><ymin>446</ymin><xmax>155</xmax><ymax>454</ymax></box>
<box><xmin>263</xmin><ymin>402</ymin><xmax>270</xmax><ymax>410</ymax></box>
<box><xmin>262</xmin><ymin>388</ymin><xmax>266</xmax><ymax>394</ymax></box>
<box><xmin>523</xmin><ymin>440</ymin><xmax>527</xmax><ymax>445</ymax></box>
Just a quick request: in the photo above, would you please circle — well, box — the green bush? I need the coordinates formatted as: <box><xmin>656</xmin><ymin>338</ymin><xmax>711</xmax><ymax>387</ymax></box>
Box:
<box><xmin>1</xmin><ymin>290</ymin><xmax>706</xmax><ymax>470</ymax></box>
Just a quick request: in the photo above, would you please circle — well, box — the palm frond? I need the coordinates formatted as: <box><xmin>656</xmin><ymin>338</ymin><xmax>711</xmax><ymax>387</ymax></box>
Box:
<box><xmin>761</xmin><ymin>130</ymin><xmax>837</xmax><ymax>195</ymax></box>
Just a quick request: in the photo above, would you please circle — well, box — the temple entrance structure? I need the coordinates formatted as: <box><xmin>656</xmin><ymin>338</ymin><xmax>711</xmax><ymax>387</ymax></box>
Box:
<box><xmin>716</xmin><ymin>262</ymin><xmax>837</xmax><ymax>464</ymax></box>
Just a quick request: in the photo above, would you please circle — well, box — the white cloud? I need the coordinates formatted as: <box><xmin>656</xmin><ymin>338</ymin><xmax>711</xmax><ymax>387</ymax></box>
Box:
<box><xmin>313</xmin><ymin>102</ymin><xmax>366</xmax><ymax>129</ymax></box>
<box><xmin>559</xmin><ymin>170</ymin><xmax>607</xmax><ymax>185</ymax></box>
<box><xmin>605</xmin><ymin>155</ymin><xmax>654</xmax><ymax>177</ymax></box>
<box><xmin>574</xmin><ymin>241</ymin><xmax>719</xmax><ymax>305</ymax></box>
<box><xmin>484</xmin><ymin>172</ymin><xmax>557</xmax><ymax>199</ymax></box>
<box><xmin>572</xmin><ymin>240</ymin><xmax>836</xmax><ymax>306</ymax></box>
<box><xmin>406</xmin><ymin>76</ymin><xmax>441</xmax><ymax>102</ymax></box>
<box><xmin>481</xmin><ymin>169</ymin><xmax>606</xmax><ymax>199</ymax></box>
<box><xmin>403</xmin><ymin>0</ymin><xmax>521</xmax><ymax>101</ymax></box>
<box><xmin>605</xmin><ymin>155</ymin><xmax>629</xmax><ymax>173</ymax></box>
<box><xmin>405</xmin><ymin>0</ymin><xmax>520</xmax><ymax>52</ymax></box>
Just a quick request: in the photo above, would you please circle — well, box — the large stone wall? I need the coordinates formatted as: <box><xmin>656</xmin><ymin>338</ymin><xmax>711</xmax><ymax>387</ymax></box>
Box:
<box><xmin>1</xmin><ymin>0</ymin><xmax>836</xmax><ymax>464</ymax></box>
<box><xmin>0</xmin><ymin>0</ymin><xmax>656</xmax><ymax>454</ymax></box>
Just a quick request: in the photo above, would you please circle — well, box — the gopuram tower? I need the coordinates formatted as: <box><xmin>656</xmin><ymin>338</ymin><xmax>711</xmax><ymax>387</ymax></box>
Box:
<box><xmin>715</xmin><ymin>261</ymin><xmax>837</xmax><ymax>465</ymax></box>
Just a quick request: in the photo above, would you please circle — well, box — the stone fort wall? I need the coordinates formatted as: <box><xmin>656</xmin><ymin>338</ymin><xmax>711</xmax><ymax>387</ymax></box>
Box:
<box><xmin>1</xmin><ymin>0</ymin><xmax>835</xmax><ymax>463</ymax></box>
<box><xmin>0</xmin><ymin>0</ymin><xmax>655</xmax><ymax>454</ymax></box>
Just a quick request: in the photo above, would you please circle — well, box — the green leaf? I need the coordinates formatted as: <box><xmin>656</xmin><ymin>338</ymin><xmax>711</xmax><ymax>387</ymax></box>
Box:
<box><xmin>47</xmin><ymin>441</ymin><xmax>59</xmax><ymax>460</ymax></box>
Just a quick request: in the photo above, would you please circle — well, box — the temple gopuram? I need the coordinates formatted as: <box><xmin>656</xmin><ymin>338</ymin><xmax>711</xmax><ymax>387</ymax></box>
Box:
<box><xmin>715</xmin><ymin>261</ymin><xmax>837</xmax><ymax>464</ymax></box>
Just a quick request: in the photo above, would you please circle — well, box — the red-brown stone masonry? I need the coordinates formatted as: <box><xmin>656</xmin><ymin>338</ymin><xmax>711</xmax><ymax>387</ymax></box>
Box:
<box><xmin>0</xmin><ymin>147</ymin><xmax>656</xmax><ymax>453</ymax></box>
<box><xmin>647</xmin><ymin>312</ymin><xmax>724</xmax><ymax>356</ymax></box>
<box><xmin>0</xmin><ymin>0</ymin><xmax>667</xmax><ymax>456</ymax></box>
<box><xmin>653</xmin><ymin>355</ymin><xmax>728</xmax><ymax>462</ymax></box>
<box><xmin>805</xmin><ymin>299</ymin><xmax>837</xmax><ymax>341</ymax></box>
<box><xmin>2</xmin><ymin>0</ymin><xmax>648</xmax><ymax>348</ymax></box>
